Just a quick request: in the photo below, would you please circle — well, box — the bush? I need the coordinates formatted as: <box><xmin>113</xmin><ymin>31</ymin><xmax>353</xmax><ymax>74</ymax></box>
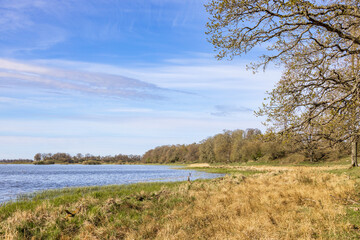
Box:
<box><xmin>33</xmin><ymin>160</ymin><xmax>55</xmax><ymax>165</ymax></box>
<box><xmin>82</xmin><ymin>160</ymin><xmax>101</xmax><ymax>165</ymax></box>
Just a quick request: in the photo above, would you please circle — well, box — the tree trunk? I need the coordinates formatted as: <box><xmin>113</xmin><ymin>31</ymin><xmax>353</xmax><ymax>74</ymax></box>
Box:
<box><xmin>352</xmin><ymin>141</ymin><xmax>358</xmax><ymax>167</ymax></box>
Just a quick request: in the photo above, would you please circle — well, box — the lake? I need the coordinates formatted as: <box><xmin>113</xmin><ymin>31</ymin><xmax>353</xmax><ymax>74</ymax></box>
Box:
<box><xmin>0</xmin><ymin>164</ymin><xmax>222</xmax><ymax>203</ymax></box>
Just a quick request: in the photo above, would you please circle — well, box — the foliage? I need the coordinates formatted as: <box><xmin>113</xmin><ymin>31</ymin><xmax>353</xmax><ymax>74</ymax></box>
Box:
<box><xmin>82</xmin><ymin>160</ymin><xmax>101</xmax><ymax>165</ymax></box>
<box><xmin>141</xmin><ymin>128</ymin><xmax>349</xmax><ymax>164</ymax></box>
<box><xmin>0</xmin><ymin>159</ymin><xmax>33</xmax><ymax>164</ymax></box>
<box><xmin>33</xmin><ymin>152</ymin><xmax>141</xmax><ymax>165</ymax></box>
<box><xmin>1</xmin><ymin>168</ymin><xmax>358</xmax><ymax>239</ymax></box>
<box><xmin>34</xmin><ymin>160</ymin><xmax>55</xmax><ymax>165</ymax></box>
<box><xmin>206</xmin><ymin>0</ymin><xmax>360</xmax><ymax>166</ymax></box>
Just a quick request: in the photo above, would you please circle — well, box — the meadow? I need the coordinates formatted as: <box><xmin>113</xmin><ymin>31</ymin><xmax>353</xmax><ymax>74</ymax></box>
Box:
<box><xmin>1</xmin><ymin>161</ymin><xmax>360</xmax><ymax>239</ymax></box>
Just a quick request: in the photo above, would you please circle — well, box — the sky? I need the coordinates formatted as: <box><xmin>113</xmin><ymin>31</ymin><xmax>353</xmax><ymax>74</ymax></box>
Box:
<box><xmin>0</xmin><ymin>0</ymin><xmax>281</xmax><ymax>159</ymax></box>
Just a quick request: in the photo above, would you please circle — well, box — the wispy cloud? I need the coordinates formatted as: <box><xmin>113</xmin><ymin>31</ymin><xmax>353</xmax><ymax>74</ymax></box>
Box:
<box><xmin>38</xmin><ymin>55</ymin><xmax>281</xmax><ymax>91</ymax></box>
<box><xmin>211</xmin><ymin>105</ymin><xmax>254</xmax><ymax>117</ymax></box>
<box><xmin>0</xmin><ymin>0</ymin><xmax>277</xmax><ymax>159</ymax></box>
<box><xmin>106</xmin><ymin>107</ymin><xmax>154</xmax><ymax>113</ymax></box>
<box><xmin>0</xmin><ymin>97</ymin><xmax>21</xmax><ymax>103</ymax></box>
<box><xmin>0</xmin><ymin>1</ymin><xmax>68</xmax><ymax>53</ymax></box>
<box><xmin>0</xmin><ymin>59</ymin><xmax>167</xmax><ymax>99</ymax></box>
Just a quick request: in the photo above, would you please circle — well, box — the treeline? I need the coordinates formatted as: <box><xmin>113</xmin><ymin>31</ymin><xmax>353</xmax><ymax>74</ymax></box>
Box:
<box><xmin>0</xmin><ymin>159</ymin><xmax>33</xmax><ymax>164</ymax></box>
<box><xmin>141</xmin><ymin>128</ymin><xmax>350</xmax><ymax>164</ymax></box>
<box><xmin>33</xmin><ymin>153</ymin><xmax>141</xmax><ymax>165</ymax></box>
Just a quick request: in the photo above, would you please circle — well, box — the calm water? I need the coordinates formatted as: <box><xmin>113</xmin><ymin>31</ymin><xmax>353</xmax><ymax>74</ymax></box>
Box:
<box><xmin>0</xmin><ymin>164</ymin><xmax>222</xmax><ymax>203</ymax></box>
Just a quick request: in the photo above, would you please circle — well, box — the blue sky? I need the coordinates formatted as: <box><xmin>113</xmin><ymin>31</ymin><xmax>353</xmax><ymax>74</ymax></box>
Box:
<box><xmin>0</xmin><ymin>0</ymin><xmax>281</xmax><ymax>159</ymax></box>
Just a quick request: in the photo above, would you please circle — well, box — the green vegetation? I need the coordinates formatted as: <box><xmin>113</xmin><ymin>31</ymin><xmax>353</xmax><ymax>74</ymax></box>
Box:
<box><xmin>327</xmin><ymin>166</ymin><xmax>360</xmax><ymax>180</ymax></box>
<box><xmin>206</xmin><ymin>0</ymin><xmax>360</xmax><ymax>166</ymax></box>
<box><xmin>2</xmin><ymin>0</ymin><xmax>360</xmax><ymax>238</ymax></box>
<box><xmin>0</xmin><ymin>181</ymin><xmax>188</xmax><ymax>239</ymax></box>
<box><xmin>1</xmin><ymin>181</ymin><xmax>182</xmax><ymax>216</ymax></box>
<box><xmin>82</xmin><ymin>160</ymin><xmax>102</xmax><ymax>165</ymax></box>
<box><xmin>142</xmin><ymin>129</ymin><xmax>351</xmax><ymax>165</ymax></box>
<box><xmin>2</xmin><ymin>164</ymin><xmax>360</xmax><ymax>239</ymax></box>
<box><xmin>0</xmin><ymin>159</ymin><xmax>33</xmax><ymax>164</ymax></box>
<box><xmin>34</xmin><ymin>160</ymin><xmax>55</xmax><ymax>165</ymax></box>
<box><xmin>32</xmin><ymin>152</ymin><xmax>141</xmax><ymax>165</ymax></box>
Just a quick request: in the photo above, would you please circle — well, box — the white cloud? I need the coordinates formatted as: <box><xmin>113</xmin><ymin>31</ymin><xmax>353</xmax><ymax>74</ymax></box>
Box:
<box><xmin>33</xmin><ymin>56</ymin><xmax>282</xmax><ymax>91</ymax></box>
<box><xmin>0</xmin><ymin>59</ymin><xmax>167</xmax><ymax>99</ymax></box>
<box><xmin>107</xmin><ymin>108</ymin><xmax>154</xmax><ymax>113</ymax></box>
<box><xmin>211</xmin><ymin>105</ymin><xmax>254</xmax><ymax>116</ymax></box>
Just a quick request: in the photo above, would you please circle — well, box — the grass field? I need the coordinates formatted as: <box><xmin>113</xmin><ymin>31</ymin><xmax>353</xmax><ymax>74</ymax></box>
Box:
<box><xmin>1</xmin><ymin>161</ymin><xmax>360</xmax><ymax>239</ymax></box>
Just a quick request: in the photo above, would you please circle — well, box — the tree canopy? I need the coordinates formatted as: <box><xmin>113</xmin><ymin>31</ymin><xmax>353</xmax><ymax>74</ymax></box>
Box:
<box><xmin>206</xmin><ymin>0</ymin><xmax>360</xmax><ymax>166</ymax></box>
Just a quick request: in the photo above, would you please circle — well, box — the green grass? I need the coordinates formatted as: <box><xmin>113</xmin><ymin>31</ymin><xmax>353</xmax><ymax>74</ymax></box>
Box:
<box><xmin>293</xmin><ymin>157</ymin><xmax>351</xmax><ymax>166</ymax></box>
<box><xmin>327</xmin><ymin>166</ymin><xmax>360</xmax><ymax>179</ymax></box>
<box><xmin>0</xmin><ymin>180</ymin><xmax>198</xmax><ymax>239</ymax></box>
<box><xmin>0</xmin><ymin>181</ymin><xmax>183</xmax><ymax>221</ymax></box>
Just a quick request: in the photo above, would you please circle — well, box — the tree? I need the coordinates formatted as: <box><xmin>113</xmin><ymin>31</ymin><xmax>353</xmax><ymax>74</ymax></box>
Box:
<box><xmin>213</xmin><ymin>130</ymin><xmax>232</xmax><ymax>162</ymax></box>
<box><xmin>206</xmin><ymin>0</ymin><xmax>360</xmax><ymax>166</ymax></box>
<box><xmin>34</xmin><ymin>153</ymin><xmax>42</xmax><ymax>161</ymax></box>
<box><xmin>199</xmin><ymin>137</ymin><xmax>216</xmax><ymax>163</ymax></box>
<box><xmin>186</xmin><ymin>143</ymin><xmax>200</xmax><ymax>162</ymax></box>
<box><xmin>244</xmin><ymin>128</ymin><xmax>261</xmax><ymax>140</ymax></box>
<box><xmin>230</xmin><ymin>129</ymin><xmax>245</xmax><ymax>162</ymax></box>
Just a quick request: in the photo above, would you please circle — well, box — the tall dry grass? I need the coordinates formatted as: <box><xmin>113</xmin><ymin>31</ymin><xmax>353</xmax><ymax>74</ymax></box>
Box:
<box><xmin>129</xmin><ymin>170</ymin><xmax>356</xmax><ymax>239</ymax></box>
<box><xmin>0</xmin><ymin>169</ymin><xmax>357</xmax><ymax>239</ymax></box>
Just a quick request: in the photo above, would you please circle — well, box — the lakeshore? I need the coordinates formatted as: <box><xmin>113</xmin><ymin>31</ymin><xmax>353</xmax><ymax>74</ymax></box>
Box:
<box><xmin>1</xmin><ymin>161</ymin><xmax>360</xmax><ymax>239</ymax></box>
<box><xmin>0</xmin><ymin>164</ymin><xmax>222</xmax><ymax>203</ymax></box>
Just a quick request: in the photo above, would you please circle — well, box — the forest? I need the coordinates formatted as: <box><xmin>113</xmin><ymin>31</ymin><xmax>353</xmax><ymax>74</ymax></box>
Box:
<box><xmin>28</xmin><ymin>126</ymin><xmax>353</xmax><ymax>165</ymax></box>
<box><xmin>32</xmin><ymin>153</ymin><xmax>141</xmax><ymax>165</ymax></box>
<box><xmin>141</xmin><ymin>128</ymin><xmax>350</xmax><ymax>164</ymax></box>
<box><xmin>0</xmin><ymin>159</ymin><xmax>33</xmax><ymax>164</ymax></box>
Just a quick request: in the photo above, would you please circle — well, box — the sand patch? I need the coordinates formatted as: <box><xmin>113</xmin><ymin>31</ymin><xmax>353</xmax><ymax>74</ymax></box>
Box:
<box><xmin>187</xmin><ymin>163</ymin><xmax>210</xmax><ymax>168</ymax></box>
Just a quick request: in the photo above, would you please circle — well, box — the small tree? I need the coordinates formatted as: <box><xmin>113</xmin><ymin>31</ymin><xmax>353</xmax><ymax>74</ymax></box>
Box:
<box><xmin>34</xmin><ymin>153</ymin><xmax>42</xmax><ymax>161</ymax></box>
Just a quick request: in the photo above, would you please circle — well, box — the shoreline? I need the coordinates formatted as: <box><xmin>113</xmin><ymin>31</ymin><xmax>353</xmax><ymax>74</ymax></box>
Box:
<box><xmin>0</xmin><ymin>164</ymin><xmax>224</xmax><ymax>204</ymax></box>
<box><xmin>1</xmin><ymin>164</ymin><xmax>360</xmax><ymax>239</ymax></box>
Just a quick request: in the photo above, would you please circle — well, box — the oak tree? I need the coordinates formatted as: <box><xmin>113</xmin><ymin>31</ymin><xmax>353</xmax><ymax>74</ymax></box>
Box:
<box><xmin>206</xmin><ymin>0</ymin><xmax>360</xmax><ymax>166</ymax></box>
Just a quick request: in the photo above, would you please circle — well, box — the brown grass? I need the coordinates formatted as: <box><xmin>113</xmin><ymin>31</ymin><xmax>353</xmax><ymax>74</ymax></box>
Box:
<box><xmin>129</xmin><ymin>169</ymin><xmax>355</xmax><ymax>239</ymax></box>
<box><xmin>0</xmin><ymin>167</ymin><xmax>358</xmax><ymax>239</ymax></box>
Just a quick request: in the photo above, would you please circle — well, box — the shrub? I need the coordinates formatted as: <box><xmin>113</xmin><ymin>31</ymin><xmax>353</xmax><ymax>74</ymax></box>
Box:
<box><xmin>82</xmin><ymin>160</ymin><xmax>101</xmax><ymax>165</ymax></box>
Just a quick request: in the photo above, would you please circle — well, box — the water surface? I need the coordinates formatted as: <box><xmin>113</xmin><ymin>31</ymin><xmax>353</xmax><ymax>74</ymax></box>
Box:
<box><xmin>0</xmin><ymin>164</ymin><xmax>222</xmax><ymax>203</ymax></box>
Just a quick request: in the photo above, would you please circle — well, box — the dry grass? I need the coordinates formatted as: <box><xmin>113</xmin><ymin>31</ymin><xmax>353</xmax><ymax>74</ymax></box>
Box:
<box><xmin>187</xmin><ymin>163</ymin><xmax>210</xmax><ymax>168</ymax></box>
<box><xmin>200</xmin><ymin>164</ymin><xmax>349</xmax><ymax>173</ymax></box>
<box><xmin>128</xmin><ymin>170</ymin><xmax>356</xmax><ymax>239</ymax></box>
<box><xmin>1</xmin><ymin>167</ymin><xmax>359</xmax><ymax>239</ymax></box>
